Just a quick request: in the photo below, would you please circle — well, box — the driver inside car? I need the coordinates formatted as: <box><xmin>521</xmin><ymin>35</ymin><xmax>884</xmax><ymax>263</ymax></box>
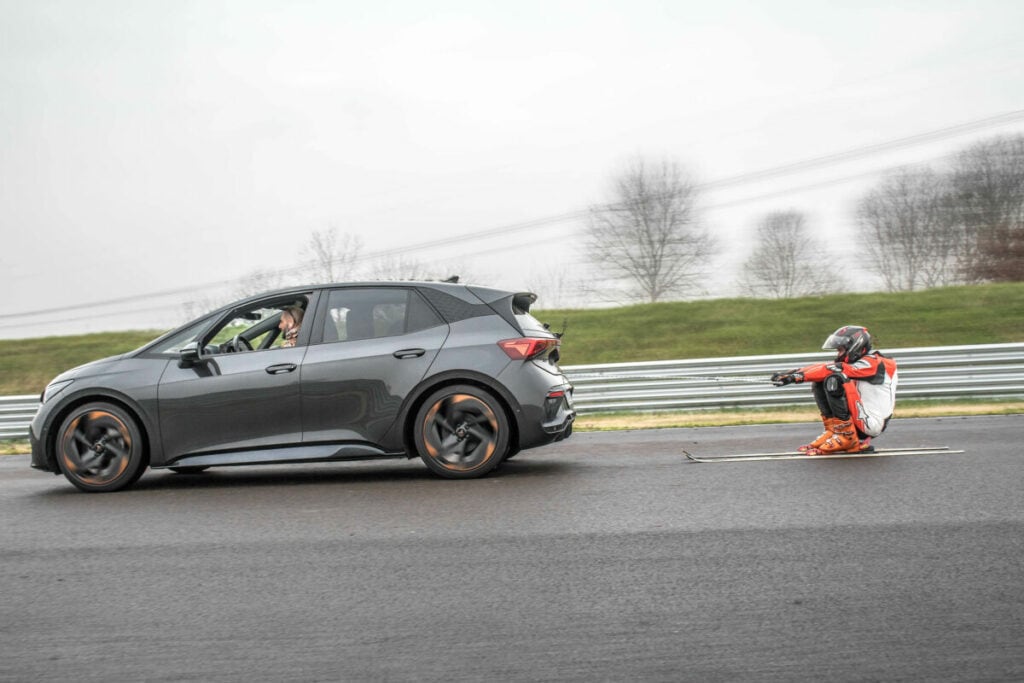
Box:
<box><xmin>279</xmin><ymin>305</ymin><xmax>304</xmax><ymax>348</ymax></box>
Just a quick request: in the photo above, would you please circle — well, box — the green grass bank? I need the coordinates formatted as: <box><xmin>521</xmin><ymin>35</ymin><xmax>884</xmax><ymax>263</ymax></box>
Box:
<box><xmin>540</xmin><ymin>283</ymin><xmax>1024</xmax><ymax>365</ymax></box>
<box><xmin>2</xmin><ymin>283</ymin><xmax>1022</xmax><ymax>396</ymax></box>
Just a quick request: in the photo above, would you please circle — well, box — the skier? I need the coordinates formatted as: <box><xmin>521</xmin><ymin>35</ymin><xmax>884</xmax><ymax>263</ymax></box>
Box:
<box><xmin>770</xmin><ymin>325</ymin><xmax>898</xmax><ymax>454</ymax></box>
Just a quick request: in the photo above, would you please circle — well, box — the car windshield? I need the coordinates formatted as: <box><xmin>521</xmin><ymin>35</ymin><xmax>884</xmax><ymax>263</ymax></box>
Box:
<box><xmin>146</xmin><ymin>316</ymin><xmax>215</xmax><ymax>355</ymax></box>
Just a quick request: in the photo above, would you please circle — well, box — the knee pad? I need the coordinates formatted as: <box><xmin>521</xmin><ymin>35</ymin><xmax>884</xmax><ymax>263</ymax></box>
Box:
<box><xmin>824</xmin><ymin>372</ymin><xmax>846</xmax><ymax>396</ymax></box>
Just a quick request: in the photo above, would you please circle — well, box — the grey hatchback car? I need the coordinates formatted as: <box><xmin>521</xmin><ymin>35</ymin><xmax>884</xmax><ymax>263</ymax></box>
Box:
<box><xmin>30</xmin><ymin>281</ymin><xmax>575</xmax><ymax>492</ymax></box>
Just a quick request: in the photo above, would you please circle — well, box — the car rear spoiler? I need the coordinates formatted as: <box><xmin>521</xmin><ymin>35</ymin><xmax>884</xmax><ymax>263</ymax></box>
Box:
<box><xmin>512</xmin><ymin>292</ymin><xmax>537</xmax><ymax>312</ymax></box>
<box><xmin>466</xmin><ymin>286</ymin><xmax>538</xmax><ymax>335</ymax></box>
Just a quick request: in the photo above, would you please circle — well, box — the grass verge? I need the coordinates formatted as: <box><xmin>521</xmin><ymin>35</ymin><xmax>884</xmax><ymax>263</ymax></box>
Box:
<box><xmin>1</xmin><ymin>441</ymin><xmax>30</xmax><ymax>456</ymax></box>
<box><xmin>573</xmin><ymin>400</ymin><xmax>1024</xmax><ymax>431</ymax></box>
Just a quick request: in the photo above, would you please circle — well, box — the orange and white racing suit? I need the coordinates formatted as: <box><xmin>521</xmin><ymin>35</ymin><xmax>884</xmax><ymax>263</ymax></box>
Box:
<box><xmin>797</xmin><ymin>351</ymin><xmax>899</xmax><ymax>437</ymax></box>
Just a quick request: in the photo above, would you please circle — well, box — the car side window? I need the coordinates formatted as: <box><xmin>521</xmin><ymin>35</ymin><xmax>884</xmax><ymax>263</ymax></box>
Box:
<box><xmin>200</xmin><ymin>296</ymin><xmax>310</xmax><ymax>354</ymax></box>
<box><xmin>322</xmin><ymin>288</ymin><xmax>442</xmax><ymax>343</ymax></box>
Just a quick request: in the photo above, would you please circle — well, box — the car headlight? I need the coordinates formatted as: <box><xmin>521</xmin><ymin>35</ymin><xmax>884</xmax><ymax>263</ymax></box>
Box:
<box><xmin>42</xmin><ymin>379</ymin><xmax>74</xmax><ymax>404</ymax></box>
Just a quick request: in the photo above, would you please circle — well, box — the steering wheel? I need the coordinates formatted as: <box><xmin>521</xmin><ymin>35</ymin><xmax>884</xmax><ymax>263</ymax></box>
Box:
<box><xmin>228</xmin><ymin>334</ymin><xmax>253</xmax><ymax>353</ymax></box>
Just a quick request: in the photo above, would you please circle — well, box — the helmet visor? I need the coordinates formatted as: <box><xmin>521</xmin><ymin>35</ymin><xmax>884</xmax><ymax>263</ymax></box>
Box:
<box><xmin>822</xmin><ymin>332</ymin><xmax>852</xmax><ymax>352</ymax></box>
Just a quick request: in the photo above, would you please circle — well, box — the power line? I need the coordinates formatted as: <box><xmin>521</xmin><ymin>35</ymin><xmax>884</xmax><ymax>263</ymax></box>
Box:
<box><xmin>0</xmin><ymin>302</ymin><xmax>185</xmax><ymax>332</ymax></box>
<box><xmin>698</xmin><ymin>108</ymin><xmax>1024</xmax><ymax>190</ymax></box>
<box><xmin>1</xmin><ymin>212</ymin><xmax>595</xmax><ymax>322</ymax></box>
<box><xmin>5</xmin><ymin>109</ymin><xmax>1023</xmax><ymax>324</ymax></box>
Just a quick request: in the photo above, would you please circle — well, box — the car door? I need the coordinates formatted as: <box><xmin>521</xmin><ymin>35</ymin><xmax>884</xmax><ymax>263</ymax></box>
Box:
<box><xmin>301</xmin><ymin>287</ymin><xmax>449</xmax><ymax>446</ymax></box>
<box><xmin>157</xmin><ymin>295</ymin><xmax>314</xmax><ymax>460</ymax></box>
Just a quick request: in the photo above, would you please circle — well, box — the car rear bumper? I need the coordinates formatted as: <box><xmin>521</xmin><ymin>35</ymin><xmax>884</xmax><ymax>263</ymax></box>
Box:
<box><xmin>523</xmin><ymin>398</ymin><xmax>575</xmax><ymax>448</ymax></box>
<box><xmin>540</xmin><ymin>382</ymin><xmax>575</xmax><ymax>434</ymax></box>
<box><xmin>542</xmin><ymin>410</ymin><xmax>574</xmax><ymax>440</ymax></box>
<box><xmin>500</xmin><ymin>360</ymin><xmax>576</xmax><ymax>450</ymax></box>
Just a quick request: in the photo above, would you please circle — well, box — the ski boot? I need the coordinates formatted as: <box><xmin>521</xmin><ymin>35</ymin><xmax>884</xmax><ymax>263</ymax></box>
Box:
<box><xmin>806</xmin><ymin>420</ymin><xmax>872</xmax><ymax>454</ymax></box>
<box><xmin>798</xmin><ymin>417</ymin><xmax>840</xmax><ymax>453</ymax></box>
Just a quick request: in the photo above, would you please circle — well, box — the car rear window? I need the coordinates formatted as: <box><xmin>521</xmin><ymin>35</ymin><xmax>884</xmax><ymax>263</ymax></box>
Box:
<box><xmin>510</xmin><ymin>293</ymin><xmax>550</xmax><ymax>335</ymax></box>
<box><xmin>515</xmin><ymin>311</ymin><xmax>550</xmax><ymax>334</ymax></box>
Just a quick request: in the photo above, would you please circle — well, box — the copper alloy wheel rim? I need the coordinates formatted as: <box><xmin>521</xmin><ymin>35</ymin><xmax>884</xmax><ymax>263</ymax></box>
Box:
<box><xmin>421</xmin><ymin>394</ymin><xmax>499</xmax><ymax>470</ymax></box>
<box><xmin>60</xmin><ymin>410</ymin><xmax>133</xmax><ymax>485</ymax></box>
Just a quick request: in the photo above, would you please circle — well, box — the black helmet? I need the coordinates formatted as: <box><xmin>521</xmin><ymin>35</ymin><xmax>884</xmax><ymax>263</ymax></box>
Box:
<box><xmin>822</xmin><ymin>325</ymin><xmax>871</xmax><ymax>363</ymax></box>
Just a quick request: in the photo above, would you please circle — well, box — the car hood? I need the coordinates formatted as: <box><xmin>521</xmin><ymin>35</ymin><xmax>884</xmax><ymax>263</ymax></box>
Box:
<box><xmin>51</xmin><ymin>353</ymin><xmax>130</xmax><ymax>383</ymax></box>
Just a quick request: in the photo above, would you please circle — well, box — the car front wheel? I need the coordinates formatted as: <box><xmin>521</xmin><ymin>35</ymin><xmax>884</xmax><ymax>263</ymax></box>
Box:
<box><xmin>413</xmin><ymin>385</ymin><xmax>509</xmax><ymax>479</ymax></box>
<box><xmin>56</xmin><ymin>402</ymin><xmax>147</xmax><ymax>493</ymax></box>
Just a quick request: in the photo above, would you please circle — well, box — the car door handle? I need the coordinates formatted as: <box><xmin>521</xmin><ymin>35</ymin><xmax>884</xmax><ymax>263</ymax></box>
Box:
<box><xmin>393</xmin><ymin>348</ymin><xmax>426</xmax><ymax>359</ymax></box>
<box><xmin>265</xmin><ymin>363</ymin><xmax>297</xmax><ymax>375</ymax></box>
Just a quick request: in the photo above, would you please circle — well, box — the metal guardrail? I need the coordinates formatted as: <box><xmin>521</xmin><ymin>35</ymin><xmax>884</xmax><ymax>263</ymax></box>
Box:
<box><xmin>0</xmin><ymin>394</ymin><xmax>41</xmax><ymax>440</ymax></box>
<box><xmin>1</xmin><ymin>343</ymin><xmax>1022</xmax><ymax>439</ymax></box>
<box><xmin>564</xmin><ymin>343</ymin><xmax>1024</xmax><ymax>413</ymax></box>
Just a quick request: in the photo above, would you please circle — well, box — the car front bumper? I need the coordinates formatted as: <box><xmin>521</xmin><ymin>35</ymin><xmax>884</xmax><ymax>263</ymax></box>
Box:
<box><xmin>29</xmin><ymin>409</ymin><xmax>57</xmax><ymax>472</ymax></box>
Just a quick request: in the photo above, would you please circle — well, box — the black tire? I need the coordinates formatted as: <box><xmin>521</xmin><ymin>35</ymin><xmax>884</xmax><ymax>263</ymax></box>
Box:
<box><xmin>413</xmin><ymin>385</ymin><xmax>509</xmax><ymax>479</ymax></box>
<box><xmin>56</xmin><ymin>402</ymin><xmax>147</xmax><ymax>493</ymax></box>
<box><xmin>168</xmin><ymin>466</ymin><xmax>210</xmax><ymax>474</ymax></box>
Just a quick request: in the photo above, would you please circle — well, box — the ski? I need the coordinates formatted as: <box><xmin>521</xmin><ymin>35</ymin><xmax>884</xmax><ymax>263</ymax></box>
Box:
<box><xmin>683</xmin><ymin>446</ymin><xmax>963</xmax><ymax>463</ymax></box>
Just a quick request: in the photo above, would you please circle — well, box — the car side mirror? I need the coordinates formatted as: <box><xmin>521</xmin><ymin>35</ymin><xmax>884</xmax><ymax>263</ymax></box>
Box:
<box><xmin>178</xmin><ymin>341</ymin><xmax>202</xmax><ymax>368</ymax></box>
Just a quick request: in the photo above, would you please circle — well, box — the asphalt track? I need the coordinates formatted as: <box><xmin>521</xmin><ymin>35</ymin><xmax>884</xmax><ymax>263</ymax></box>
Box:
<box><xmin>2</xmin><ymin>415</ymin><xmax>1022</xmax><ymax>682</ymax></box>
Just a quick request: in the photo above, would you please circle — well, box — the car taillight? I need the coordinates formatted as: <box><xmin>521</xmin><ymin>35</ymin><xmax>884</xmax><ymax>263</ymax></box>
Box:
<box><xmin>498</xmin><ymin>337</ymin><xmax>560</xmax><ymax>360</ymax></box>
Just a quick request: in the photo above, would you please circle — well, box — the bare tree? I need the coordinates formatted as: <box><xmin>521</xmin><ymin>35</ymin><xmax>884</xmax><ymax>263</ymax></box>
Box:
<box><xmin>526</xmin><ymin>264</ymin><xmax>586</xmax><ymax>309</ymax></box>
<box><xmin>739</xmin><ymin>210</ymin><xmax>836</xmax><ymax>298</ymax></box>
<box><xmin>586</xmin><ymin>157</ymin><xmax>715</xmax><ymax>302</ymax></box>
<box><xmin>305</xmin><ymin>228</ymin><xmax>363</xmax><ymax>283</ymax></box>
<box><xmin>366</xmin><ymin>255</ymin><xmax>434</xmax><ymax>281</ymax></box>
<box><xmin>180</xmin><ymin>267</ymin><xmax>284</xmax><ymax>320</ymax></box>
<box><xmin>949</xmin><ymin>134</ymin><xmax>1024</xmax><ymax>282</ymax></box>
<box><xmin>177</xmin><ymin>229</ymin><xmax>362</xmax><ymax>322</ymax></box>
<box><xmin>856</xmin><ymin>167</ymin><xmax>967</xmax><ymax>291</ymax></box>
<box><xmin>366</xmin><ymin>254</ymin><xmax>481</xmax><ymax>284</ymax></box>
<box><xmin>231</xmin><ymin>268</ymin><xmax>285</xmax><ymax>299</ymax></box>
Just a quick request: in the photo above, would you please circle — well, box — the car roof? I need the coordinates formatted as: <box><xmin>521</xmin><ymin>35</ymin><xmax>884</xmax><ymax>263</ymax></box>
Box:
<box><xmin>231</xmin><ymin>281</ymin><xmax>522</xmax><ymax>308</ymax></box>
<box><xmin>135</xmin><ymin>280</ymin><xmax>536</xmax><ymax>357</ymax></box>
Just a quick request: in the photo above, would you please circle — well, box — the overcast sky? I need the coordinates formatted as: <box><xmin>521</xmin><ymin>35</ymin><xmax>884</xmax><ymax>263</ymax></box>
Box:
<box><xmin>2</xmin><ymin>0</ymin><xmax>1023</xmax><ymax>338</ymax></box>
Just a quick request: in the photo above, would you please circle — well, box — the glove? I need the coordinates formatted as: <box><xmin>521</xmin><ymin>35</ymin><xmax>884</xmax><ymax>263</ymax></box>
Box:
<box><xmin>770</xmin><ymin>370</ymin><xmax>804</xmax><ymax>386</ymax></box>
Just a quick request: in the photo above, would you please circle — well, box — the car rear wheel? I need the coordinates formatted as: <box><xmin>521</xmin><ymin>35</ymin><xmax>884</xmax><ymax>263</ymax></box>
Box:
<box><xmin>413</xmin><ymin>385</ymin><xmax>509</xmax><ymax>478</ymax></box>
<box><xmin>56</xmin><ymin>402</ymin><xmax>147</xmax><ymax>493</ymax></box>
